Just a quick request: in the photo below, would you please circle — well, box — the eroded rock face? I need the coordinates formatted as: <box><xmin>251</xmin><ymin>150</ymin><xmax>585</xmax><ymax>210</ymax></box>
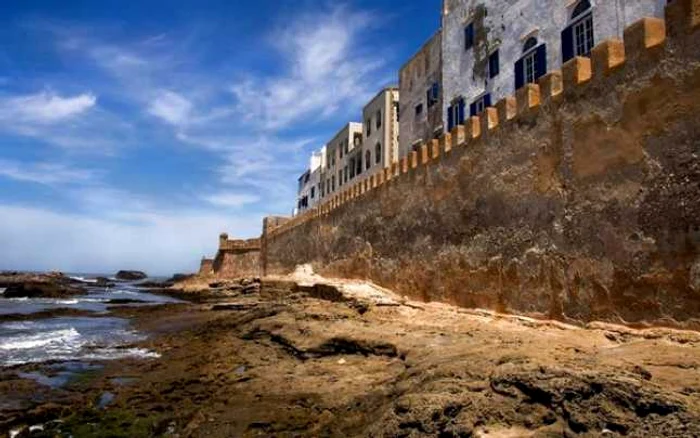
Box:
<box><xmin>0</xmin><ymin>272</ymin><xmax>82</xmax><ymax>298</ymax></box>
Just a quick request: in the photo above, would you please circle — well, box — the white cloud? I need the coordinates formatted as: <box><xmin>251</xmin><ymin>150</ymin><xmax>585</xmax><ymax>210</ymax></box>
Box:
<box><xmin>202</xmin><ymin>192</ymin><xmax>260</xmax><ymax>208</ymax></box>
<box><xmin>147</xmin><ymin>90</ymin><xmax>192</xmax><ymax>125</ymax></box>
<box><xmin>0</xmin><ymin>159</ymin><xmax>97</xmax><ymax>186</ymax></box>
<box><xmin>230</xmin><ymin>5</ymin><xmax>388</xmax><ymax>130</ymax></box>
<box><xmin>0</xmin><ymin>90</ymin><xmax>96</xmax><ymax>124</ymax></box>
<box><xmin>0</xmin><ymin>204</ymin><xmax>261</xmax><ymax>275</ymax></box>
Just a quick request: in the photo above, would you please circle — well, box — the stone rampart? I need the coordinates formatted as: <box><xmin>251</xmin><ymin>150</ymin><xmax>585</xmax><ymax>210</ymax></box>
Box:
<box><xmin>198</xmin><ymin>258</ymin><xmax>214</xmax><ymax>276</ymax></box>
<box><xmin>211</xmin><ymin>233</ymin><xmax>262</xmax><ymax>278</ymax></box>
<box><xmin>263</xmin><ymin>3</ymin><xmax>700</xmax><ymax>328</ymax></box>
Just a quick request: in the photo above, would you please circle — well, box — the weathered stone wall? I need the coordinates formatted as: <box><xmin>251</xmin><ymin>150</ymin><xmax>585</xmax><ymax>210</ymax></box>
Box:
<box><xmin>399</xmin><ymin>31</ymin><xmax>444</xmax><ymax>158</ymax></box>
<box><xmin>198</xmin><ymin>258</ymin><xmax>214</xmax><ymax>276</ymax></box>
<box><xmin>265</xmin><ymin>5</ymin><xmax>700</xmax><ymax>328</ymax></box>
<box><xmin>211</xmin><ymin>234</ymin><xmax>262</xmax><ymax>278</ymax></box>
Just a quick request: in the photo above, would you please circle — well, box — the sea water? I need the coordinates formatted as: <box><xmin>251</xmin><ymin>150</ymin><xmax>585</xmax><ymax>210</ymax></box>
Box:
<box><xmin>0</xmin><ymin>278</ymin><xmax>180</xmax><ymax>367</ymax></box>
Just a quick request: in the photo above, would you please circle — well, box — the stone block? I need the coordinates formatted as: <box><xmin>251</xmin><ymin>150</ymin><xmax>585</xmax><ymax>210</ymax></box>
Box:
<box><xmin>466</xmin><ymin>116</ymin><xmax>481</xmax><ymax>140</ymax></box>
<box><xmin>451</xmin><ymin>125</ymin><xmax>465</xmax><ymax>148</ymax></box>
<box><xmin>496</xmin><ymin>96</ymin><xmax>516</xmax><ymax>122</ymax></box>
<box><xmin>538</xmin><ymin>71</ymin><xmax>563</xmax><ymax>101</ymax></box>
<box><xmin>624</xmin><ymin>18</ymin><xmax>666</xmax><ymax>58</ymax></box>
<box><xmin>562</xmin><ymin>57</ymin><xmax>592</xmax><ymax>90</ymax></box>
<box><xmin>665</xmin><ymin>0</ymin><xmax>700</xmax><ymax>36</ymax></box>
<box><xmin>420</xmin><ymin>144</ymin><xmax>429</xmax><ymax>165</ymax></box>
<box><xmin>591</xmin><ymin>39</ymin><xmax>625</xmax><ymax>77</ymax></box>
<box><xmin>482</xmin><ymin>107</ymin><xmax>498</xmax><ymax>132</ymax></box>
<box><xmin>516</xmin><ymin>83</ymin><xmax>541</xmax><ymax>115</ymax></box>
<box><xmin>430</xmin><ymin>139</ymin><xmax>440</xmax><ymax>160</ymax></box>
<box><xmin>401</xmin><ymin>157</ymin><xmax>409</xmax><ymax>174</ymax></box>
<box><xmin>440</xmin><ymin>132</ymin><xmax>452</xmax><ymax>154</ymax></box>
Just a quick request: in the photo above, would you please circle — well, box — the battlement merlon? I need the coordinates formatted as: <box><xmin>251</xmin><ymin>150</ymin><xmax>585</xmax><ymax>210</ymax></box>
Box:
<box><xmin>218</xmin><ymin>233</ymin><xmax>262</xmax><ymax>252</ymax></box>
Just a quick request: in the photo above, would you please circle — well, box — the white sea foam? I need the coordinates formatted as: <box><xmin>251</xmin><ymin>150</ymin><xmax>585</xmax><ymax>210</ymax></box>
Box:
<box><xmin>0</xmin><ymin>328</ymin><xmax>81</xmax><ymax>351</ymax></box>
<box><xmin>70</xmin><ymin>276</ymin><xmax>97</xmax><ymax>284</ymax></box>
<box><xmin>0</xmin><ymin>287</ymin><xmax>5</xmax><ymax>295</ymax></box>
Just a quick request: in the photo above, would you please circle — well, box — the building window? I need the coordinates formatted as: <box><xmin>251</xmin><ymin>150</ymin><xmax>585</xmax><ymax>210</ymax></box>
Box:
<box><xmin>366</xmin><ymin>119</ymin><xmax>372</xmax><ymax>136</ymax></box>
<box><xmin>562</xmin><ymin>0</ymin><xmax>593</xmax><ymax>62</ymax></box>
<box><xmin>415</xmin><ymin>103</ymin><xmax>423</xmax><ymax>117</ymax></box>
<box><xmin>331</xmin><ymin>176</ymin><xmax>335</xmax><ymax>192</ymax></box>
<box><xmin>354</xmin><ymin>133</ymin><xmax>362</xmax><ymax>148</ymax></box>
<box><xmin>339</xmin><ymin>145</ymin><xmax>343</xmax><ymax>158</ymax></box>
<box><xmin>350</xmin><ymin>158</ymin><xmax>356</xmax><ymax>178</ymax></box>
<box><xmin>515</xmin><ymin>38</ymin><xmax>547</xmax><ymax>90</ymax></box>
<box><xmin>344</xmin><ymin>166</ymin><xmax>348</xmax><ymax>183</ymax></box>
<box><xmin>427</xmin><ymin>82</ymin><xmax>439</xmax><ymax>108</ymax></box>
<box><xmin>365</xmin><ymin>150</ymin><xmax>371</xmax><ymax>170</ymax></box>
<box><xmin>464</xmin><ymin>22</ymin><xmax>475</xmax><ymax>50</ymax></box>
<box><xmin>447</xmin><ymin>97</ymin><xmax>466</xmax><ymax>132</ymax></box>
<box><xmin>488</xmin><ymin>50</ymin><xmax>499</xmax><ymax>78</ymax></box>
<box><xmin>470</xmin><ymin>94</ymin><xmax>491</xmax><ymax>117</ymax></box>
<box><xmin>375</xmin><ymin>142</ymin><xmax>381</xmax><ymax>164</ymax></box>
<box><xmin>311</xmin><ymin>187</ymin><xmax>315</xmax><ymax>199</ymax></box>
<box><xmin>356</xmin><ymin>155</ymin><xmax>363</xmax><ymax>175</ymax></box>
<box><xmin>376</xmin><ymin>110</ymin><xmax>382</xmax><ymax>129</ymax></box>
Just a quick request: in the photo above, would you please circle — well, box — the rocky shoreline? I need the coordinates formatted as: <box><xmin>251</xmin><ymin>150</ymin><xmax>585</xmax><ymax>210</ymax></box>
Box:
<box><xmin>3</xmin><ymin>274</ymin><xmax>700</xmax><ymax>437</ymax></box>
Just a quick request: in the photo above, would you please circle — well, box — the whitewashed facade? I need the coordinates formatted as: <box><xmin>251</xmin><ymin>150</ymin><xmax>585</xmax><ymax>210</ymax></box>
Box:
<box><xmin>441</xmin><ymin>0</ymin><xmax>666</xmax><ymax>130</ymax></box>
<box><xmin>294</xmin><ymin>147</ymin><xmax>325</xmax><ymax>215</ymax></box>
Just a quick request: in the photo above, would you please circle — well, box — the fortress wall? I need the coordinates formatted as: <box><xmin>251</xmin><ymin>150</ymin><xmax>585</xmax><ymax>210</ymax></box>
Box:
<box><xmin>198</xmin><ymin>258</ymin><xmax>214</xmax><ymax>276</ymax></box>
<box><xmin>263</xmin><ymin>3</ymin><xmax>700</xmax><ymax>327</ymax></box>
<box><xmin>211</xmin><ymin>234</ymin><xmax>262</xmax><ymax>278</ymax></box>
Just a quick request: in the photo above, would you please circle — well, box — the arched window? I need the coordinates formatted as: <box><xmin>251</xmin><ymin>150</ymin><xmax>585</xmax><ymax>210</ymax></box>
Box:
<box><xmin>562</xmin><ymin>0</ymin><xmax>594</xmax><ymax>62</ymax></box>
<box><xmin>571</xmin><ymin>0</ymin><xmax>591</xmax><ymax>20</ymax></box>
<box><xmin>365</xmin><ymin>150</ymin><xmax>371</xmax><ymax>170</ymax></box>
<box><xmin>523</xmin><ymin>37</ymin><xmax>538</xmax><ymax>54</ymax></box>
<box><xmin>375</xmin><ymin>142</ymin><xmax>381</xmax><ymax>164</ymax></box>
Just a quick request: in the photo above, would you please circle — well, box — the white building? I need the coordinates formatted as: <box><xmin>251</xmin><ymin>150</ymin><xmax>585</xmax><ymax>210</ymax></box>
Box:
<box><xmin>441</xmin><ymin>0</ymin><xmax>666</xmax><ymax>130</ymax></box>
<box><xmin>321</xmin><ymin>122</ymin><xmax>364</xmax><ymax>201</ymax></box>
<box><xmin>295</xmin><ymin>147</ymin><xmax>325</xmax><ymax>215</ymax></box>
<box><xmin>360</xmin><ymin>86</ymin><xmax>400</xmax><ymax>178</ymax></box>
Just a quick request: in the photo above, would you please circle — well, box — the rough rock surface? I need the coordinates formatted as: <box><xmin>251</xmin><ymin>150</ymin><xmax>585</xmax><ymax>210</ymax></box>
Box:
<box><xmin>0</xmin><ymin>272</ymin><xmax>83</xmax><ymax>298</ymax></box>
<box><xmin>5</xmin><ymin>275</ymin><xmax>700</xmax><ymax>437</ymax></box>
<box><xmin>115</xmin><ymin>270</ymin><xmax>148</xmax><ymax>281</ymax></box>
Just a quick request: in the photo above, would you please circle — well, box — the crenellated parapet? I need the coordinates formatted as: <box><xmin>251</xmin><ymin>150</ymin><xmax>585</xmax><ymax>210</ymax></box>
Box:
<box><xmin>266</xmin><ymin>3</ymin><xmax>699</xmax><ymax>242</ymax></box>
<box><xmin>262</xmin><ymin>3</ymin><xmax>700</xmax><ymax>327</ymax></box>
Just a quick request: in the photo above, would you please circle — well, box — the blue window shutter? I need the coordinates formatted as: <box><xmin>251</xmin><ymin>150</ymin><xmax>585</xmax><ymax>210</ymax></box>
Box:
<box><xmin>561</xmin><ymin>26</ymin><xmax>574</xmax><ymax>63</ymax></box>
<box><xmin>489</xmin><ymin>50</ymin><xmax>499</xmax><ymax>78</ymax></box>
<box><xmin>514</xmin><ymin>58</ymin><xmax>525</xmax><ymax>90</ymax></box>
<box><xmin>484</xmin><ymin>93</ymin><xmax>492</xmax><ymax>108</ymax></box>
<box><xmin>447</xmin><ymin>105</ymin><xmax>454</xmax><ymax>131</ymax></box>
<box><xmin>535</xmin><ymin>44</ymin><xmax>547</xmax><ymax>80</ymax></box>
<box><xmin>469</xmin><ymin>102</ymin><xmax>477</xmax><ymax>117</ymax></box>
<box><xmin>465</xmin><ymin>24</ymin><xmax>474</xmax><ymax>50</ymax></box>
<box><xmin>458</xmin><ymin>99</ymin><xmax>465</xmax><ymax>124</ymax></box>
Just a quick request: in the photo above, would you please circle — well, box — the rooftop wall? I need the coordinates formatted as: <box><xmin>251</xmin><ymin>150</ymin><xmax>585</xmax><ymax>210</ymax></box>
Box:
<box><xmin>264</xmin><ymin>3</ymin><xmax>700</xmax><ymax>328</ymax></box>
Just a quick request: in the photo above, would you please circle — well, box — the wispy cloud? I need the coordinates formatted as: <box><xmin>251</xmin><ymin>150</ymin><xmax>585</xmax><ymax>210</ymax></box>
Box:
<box><xmin>230</xmin><ymin>5</ymin><xmax>388</xmax><ymax>131</ymax></box>
<box><xmin>0</xmin><ymin>90</ymin><xmax>96</xmax><ymax>124</ymax></box>
<box><xmin>202</xmin><ymin>192</ymin><xmax>260</xmax><ymax>208</ymax></box>
<box><xmin>148</xmin><ymin>90</ymin><xmax>193</xmax><ymax>126</ymax></box>
<box><xmin>0</xmin><ymin>159</ymin><xmax>97</xmax><ymax>186</ymax></box>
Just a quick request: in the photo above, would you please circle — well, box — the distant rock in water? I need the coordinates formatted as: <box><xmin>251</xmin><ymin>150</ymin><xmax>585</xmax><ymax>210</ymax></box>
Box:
<box><xmin>115</xmin><ymin>270</ymin><xmax>148</xmax><ymax>281</ymax></box>
<box><xmin>0</xmin><ymin>272</ymin><xmax>83</xmax><ymax>298</ymax></box>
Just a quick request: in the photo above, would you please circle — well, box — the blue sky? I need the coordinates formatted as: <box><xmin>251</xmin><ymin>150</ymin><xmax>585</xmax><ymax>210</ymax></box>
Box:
<box><xmin>0</xmin><ymin>0</ymin><xmax>440</xmax><ymax>275</ymax></box>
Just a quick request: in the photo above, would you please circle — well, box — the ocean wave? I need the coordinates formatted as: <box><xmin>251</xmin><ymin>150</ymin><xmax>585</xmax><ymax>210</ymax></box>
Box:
<box><xmin>70</xmin><ymin>276</ymin><xmax>99</xmax><ymax>284</ymax></box>
<box><xmin>0</xmin><ymin>328</ymin><xmax>81</xmax><ymax>351</ymax></box>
